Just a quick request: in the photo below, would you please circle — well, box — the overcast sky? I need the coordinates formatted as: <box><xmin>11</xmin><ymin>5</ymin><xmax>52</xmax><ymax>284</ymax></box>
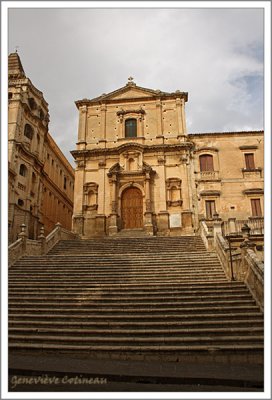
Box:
<box><xmin>8</xmin><ymin>5</ymin><xmax>264</xmax><ymax>165</ymax></box>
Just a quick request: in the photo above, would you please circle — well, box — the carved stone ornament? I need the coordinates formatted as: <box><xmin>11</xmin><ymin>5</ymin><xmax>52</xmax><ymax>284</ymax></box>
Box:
<box><xmin>116</xmin><ymin>108</ymin><xmax>145</xmax><ymax>116</ymax></box>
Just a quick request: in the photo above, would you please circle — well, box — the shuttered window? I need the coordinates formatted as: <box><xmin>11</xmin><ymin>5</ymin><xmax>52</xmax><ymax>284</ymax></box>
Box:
<box><xmin>251</xmin><ymin>199</ymin><xmax>262</xmax><ymax>217</ymax></box>
<box><xmin>199</xmin><ymin>155</ymin><xmax>214</xmax><ymax>171</ymax></box>
<box><xmin>245</xmin><ymin>153</ymin><xmax>255</xmax><ymax>170</ymax></box>
<box><xmin>205</xmin><ymin>200</ymin><xmax>216</xmax><ymax>219</ymax></box>
<box><xmin>125</xmin><ymin>119</ymin><xmax>137</xmax><ymax>138</ymax></box>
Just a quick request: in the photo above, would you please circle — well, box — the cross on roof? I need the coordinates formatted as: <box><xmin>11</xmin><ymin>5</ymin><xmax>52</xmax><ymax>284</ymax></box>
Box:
<box><xmin>15</xmin><ymin>46</ymin><xmax>19</xmax><ymax>53</ymax></box>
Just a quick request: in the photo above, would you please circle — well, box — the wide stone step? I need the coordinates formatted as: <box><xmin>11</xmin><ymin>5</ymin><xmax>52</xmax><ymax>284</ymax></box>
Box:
<box><xmin>9</xmin><ymin>266</ymin><xmax>223</xmax><ymax>278</ymax></box>
<box><xmin>7</xmin><ymin>280</ymin><xmax>239</xmax><ymax>289</ymax></box>
<box><xmin>9</xmin><ymin>326</ymin><xmax>263</xmax><ymax>337</ymax></box>
<box><xmin>49</xmin><ymin>247</ymin><xmax>207</xmax><ymax>254</ymax></box>
<box><xmin>8</xmin><ymin>293</ymin><xmax>253</xmax><ymax>302</ymax></box>
<box><xmin>9</xmin><ymin>311</ymin><xmax>263</xmax><ymax>322</ymax></box>
<box><xmin>8</xmin><ymin>318</ymin><xmax>263</xmax><ymax>329</ymax></box>
<box><xmin>8</xmin><ymin>278</ymin><xmax>228</xmax><ymax>286</ymax></box>
<box><xmin>9</xmin><ymin>334</ymin><xmax>263</xmax><ymax>346</ymax></box>
<box><xmin>9</xmin><ymin>299</ymin><xmax>256</xmax><ymax>308</ymax></box>
<box><xmin>9</xmin><ymin>271</ymin><xmax>225</xmax><ymax>280</ymax></box>
<box><xmin>8</xmin><ymin>304</ymin><xmax>260</xmax><ymax>314</ymax></box>
<box><xmin>9</xmin><ymin>342</ymin><xmax>264</xmax><ymax>352</ymax></box>
<box><xmin>12</xmin><ymin>259</ymin><xmax>221</xmax><ymax>266</ymax></box>
<box><xmin>8</xmin><ymin>283</ymin><xmax>248</xmax><ymax>294</ymax></box>
<box><xmin>16</xmin><ymin>254</ymin><xmax>217</xmax><ymax>262</ymax></box>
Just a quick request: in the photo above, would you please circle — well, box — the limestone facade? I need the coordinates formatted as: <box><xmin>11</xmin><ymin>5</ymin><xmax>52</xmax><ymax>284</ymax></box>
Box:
<box><xmin>71</xmin><ymin>79</ymin><xmax>263</xmax><ymax>238</ymax></box>
<box><xmin>8</xmin><ymin>53</ymin><xmax>74</xmax><ymax>242</ymax></box>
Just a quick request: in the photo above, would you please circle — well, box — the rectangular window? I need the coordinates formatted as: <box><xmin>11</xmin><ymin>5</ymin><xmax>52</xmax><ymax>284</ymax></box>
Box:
<box><xmin>251</xmin><ymin>199</ymin><xmax>262</xmax><ymax>217</ymax></box>
<box><xmin>245</xmin><ymin>153</ymin><xmax>255</xmax><ymax>170</ymax></box>
<box><xmin>205</xmin><ymin>200</ymin><xmax>216</xmax><ymax>219</ymax></box>
<box><xmin>200</xmin><ymin>155</ymin><xmax>214</xmax><ymax>171</ymax></box>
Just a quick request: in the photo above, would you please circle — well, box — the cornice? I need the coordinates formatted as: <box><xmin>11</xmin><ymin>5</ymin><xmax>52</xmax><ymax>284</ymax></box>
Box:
<box><xmin>16</xmin><ymin>142</ymin><xmax>44</xmax><ymax>168</ymax></box>
<box><xmin>9</xmin><ymin>77</ymin><xmax>48</xmax><ymax>108</ymax></box>
<box><xmin>71</xmin><ymin>142</ymin><xmax>194</xmax><ymax>159</ymax></box>
<box><xmin>189</xmin><ymin>130</ymin><xmax>264</xmax><ymax>137</ymax></box>
<box><xmin>243</xmin><ymin>188</ymin><xmax>264</xmax><ymax>195</ymax></box>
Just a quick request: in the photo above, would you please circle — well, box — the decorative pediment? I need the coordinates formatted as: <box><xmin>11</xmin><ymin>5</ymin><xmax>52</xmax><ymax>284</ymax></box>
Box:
<box><xmin>75</xmin><ymin>81</ymin><xmax>188</xmax><ymax>108</ymax></box>
<box><xmin>109</xmin><ymin>87</ymin><xmax>154</xmax><ymax>100</ymax></box>
<box><xmin>108</xmin><ymin>163</ymin><xmax>123</xmax><ymax>176</ymax></box>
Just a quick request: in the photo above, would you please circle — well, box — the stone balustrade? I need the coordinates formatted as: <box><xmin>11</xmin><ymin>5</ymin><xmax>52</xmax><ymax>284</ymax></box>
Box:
<box><xmin>199</xmin><ymin>216</ymin><xmax>264</xmax><ymax>309</ymax></box>
<box><xmin>8</xmin><ymin>223</ymin><xmax>79</xmax><ymax>267</ymax></box>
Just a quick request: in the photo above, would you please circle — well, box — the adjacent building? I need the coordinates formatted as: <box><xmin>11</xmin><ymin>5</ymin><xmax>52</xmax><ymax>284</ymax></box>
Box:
<box><xmin>71</xmin><ymin>78</ymin><xmax>263</xmax><ymax>237</ymax></box>
<box><xmin>8</xmin><ymin>52</ymin><xmax>74</xmax><ymax>242</ymax></box>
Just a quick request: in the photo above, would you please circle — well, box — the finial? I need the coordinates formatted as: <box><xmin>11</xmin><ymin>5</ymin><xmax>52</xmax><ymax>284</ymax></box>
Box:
<box><xmin>128</xmin><ymin>76</ymin><xmax>134</xmax><ymax>83</ymax></box>
<box><xmin>15</xmin><ymin>46</ymin><xmax>19</xmax><ymax>53</ymax></box>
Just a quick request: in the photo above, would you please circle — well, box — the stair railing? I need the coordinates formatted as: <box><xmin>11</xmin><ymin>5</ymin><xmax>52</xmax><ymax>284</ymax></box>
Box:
<box><xmin>8</xmin><ymin>223</ymin><xmax>79</xmax><ymax>267</ymax></box>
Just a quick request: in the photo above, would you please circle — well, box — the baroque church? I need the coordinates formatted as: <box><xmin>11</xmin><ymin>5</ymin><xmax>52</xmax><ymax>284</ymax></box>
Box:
<box><xmin>8</xmin><ymin>53</ymin><xmax>74</xmax><ymax>242</ymax></box>
<box><xmin>71</xmin><ymin>77</ymin><xmax>264</xmax><ymax>238</ymax></box>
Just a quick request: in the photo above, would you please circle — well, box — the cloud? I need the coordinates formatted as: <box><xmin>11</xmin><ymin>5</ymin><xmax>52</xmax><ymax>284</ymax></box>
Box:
<box><xmin>8</xmin><ymin>7</ymin><xmax>264</xmax><ymax>164</ymax></box>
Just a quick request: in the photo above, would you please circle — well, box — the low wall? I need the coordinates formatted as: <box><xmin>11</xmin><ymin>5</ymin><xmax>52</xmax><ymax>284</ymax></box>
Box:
<box><xmin>214</xmin><ymin>232</ymin><xmax>264</xmax><ymax>309</ymax></box>
<box><xmin>199</xmin><ymin>221</ymin><xmax>213</xmax><ymax>251</ymax></box>
<box><xmin>244</xmin><ymin>248</ymin><xmax>264</xmax><ymax>310</ymax></box>
<box><xmin>8</xmin><ymin>239</ymin><xmax>24</xmax><ymax>267</ymax></box>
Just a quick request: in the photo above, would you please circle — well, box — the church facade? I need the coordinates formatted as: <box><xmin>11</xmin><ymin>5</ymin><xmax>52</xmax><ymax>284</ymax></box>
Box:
<box><xmin>71</xmin><ymin>78</ymin><xmax>264</xmax><ymax>237</ymax></box>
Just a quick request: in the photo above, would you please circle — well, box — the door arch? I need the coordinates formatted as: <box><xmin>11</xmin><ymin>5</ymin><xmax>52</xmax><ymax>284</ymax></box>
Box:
<box><xmin>121</xmin><ymin>187</ymin><xmax>143</xmax><ymax>229</ymax></box>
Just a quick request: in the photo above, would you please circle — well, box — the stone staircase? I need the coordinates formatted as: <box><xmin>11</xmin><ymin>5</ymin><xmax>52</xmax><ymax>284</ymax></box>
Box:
<box><xmin>8</xmin><ymin>236</ymin><xmax>264</xmax><ymax>389</ymax></box>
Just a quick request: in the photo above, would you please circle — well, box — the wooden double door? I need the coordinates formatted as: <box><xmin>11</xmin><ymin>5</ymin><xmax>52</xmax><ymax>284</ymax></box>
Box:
<box><xmin>121</xmin><ymin>187</ymin><xmax>143</xmax><ymax>229</ymax></box>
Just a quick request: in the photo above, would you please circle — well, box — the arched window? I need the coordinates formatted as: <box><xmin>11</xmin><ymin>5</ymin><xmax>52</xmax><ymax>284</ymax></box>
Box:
<box><xmin>19</xmin><ymin>164</ymin><xmax>27</xmax><ymax>177</ymax></box>
<box><xmin>24</xmin><ymin>124</ymin><xmax>34</xmax><ymax>140</ymax></box>
<box><xmin>125</xmin><ymin>118</ymin><xmax>137</xmax><ymax>138</ymax></box>
<box><xmin>199</xmin><ymin>154</ymin><xmax>214</xmax><ymax>171</ymax></box>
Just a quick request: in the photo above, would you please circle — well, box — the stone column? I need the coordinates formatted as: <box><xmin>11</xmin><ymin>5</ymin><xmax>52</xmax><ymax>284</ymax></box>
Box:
<box><xmin>139</xmin><ymin>115</ymin><xmax>144</xmax><ymax>137</ymax></box>
<box><xmin>144</xmin><ymin>173</ymin><xmax>153</xmax><ymax>235</ymax></box>
<box><xmin>176</xmin><ymin>97</ymin><xmax>183</xmax><ymax>136</ymax></box>
<box><xmin>72</xmin><ymin>160</ymin><xmax>85</xmax><ymax>236</ymax></box>
<box><xmin>100</xmin><ymin>104</ymin><xmax>107</xmax><ymax>139</ymax></box>
<box><xmin>181</xmin><ymin>98</ymin><xmax>187</xmax><ymax>134</ymax></box>
<box><xmin>109</xmin><ymin>174</ymin><xmax>118</xmax><ymax>235</ymax></box>
<box><xmin>156</xmin><ymin>100</ymin><xmax>163</xmax><ymax>135</ymax></box>
<box><xmin>78</xmin><ymin>106</ymin><xmax>87</xmax><ymax>143</ymax></box>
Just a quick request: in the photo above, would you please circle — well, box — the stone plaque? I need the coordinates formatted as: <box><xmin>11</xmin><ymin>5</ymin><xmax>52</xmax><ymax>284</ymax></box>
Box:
<box><xmin>169</xmin><ymin>213</ymin><xmax>181</xmax><ymax>228</ymax></box>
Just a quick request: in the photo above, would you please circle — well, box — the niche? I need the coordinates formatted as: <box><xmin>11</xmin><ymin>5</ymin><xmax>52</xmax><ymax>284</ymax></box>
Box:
<box><xmin>166</xmin><ymin>178</ymin><xmax>183</xmax><ymax>207</ymax></box>
<box><xmin>83</xmin><ymin>182</ymin><xmax>98</xmax><ymax>211</ymax></box>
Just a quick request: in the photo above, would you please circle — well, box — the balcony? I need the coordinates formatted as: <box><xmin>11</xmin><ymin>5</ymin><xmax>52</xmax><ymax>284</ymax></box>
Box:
<box><xmin>242</xmin><ymin>168</ymin><xmax>262</xmax><ymax>178</ymax></box>
<box><xmin>196</xmin><ymin>171</ymin><xmax>220</xmax><ymax>181</ymax></box>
